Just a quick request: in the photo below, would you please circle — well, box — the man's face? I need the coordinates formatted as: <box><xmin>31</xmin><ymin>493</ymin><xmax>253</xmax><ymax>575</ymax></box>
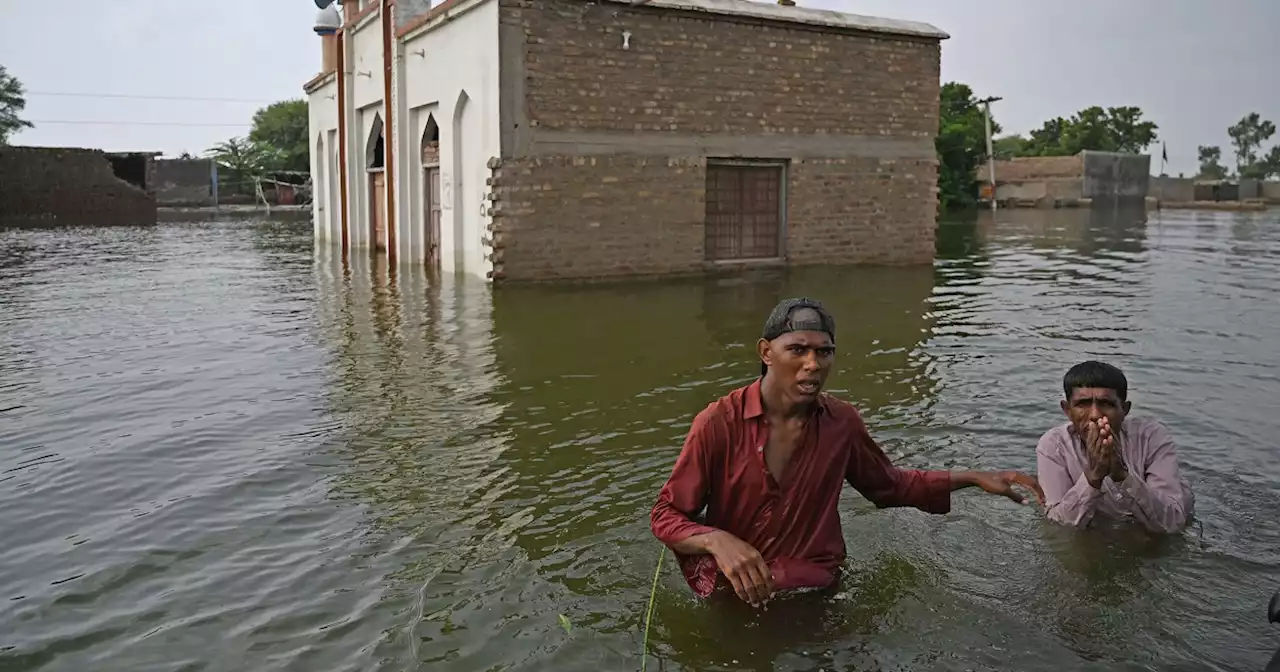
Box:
<box><xmin>1061</xmin><ymin>387</ymin><xmax>1130</xmax><ymax>434</ymax></box>
<box><xmin>758</xmin><ymin>322</ymin><xmax>835</xmax><ymax>401</ymax></box>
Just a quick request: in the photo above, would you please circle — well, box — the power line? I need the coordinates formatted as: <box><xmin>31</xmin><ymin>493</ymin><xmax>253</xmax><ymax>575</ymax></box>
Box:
<box><xmin>28</xmin><ymin>120</ymin><xmax>251</xmax><ymax>127</ymax></box>
<box><xmin>25</xmin><ymin>91</ymin><xmax>275</xmax><ymax>104</ymax></box>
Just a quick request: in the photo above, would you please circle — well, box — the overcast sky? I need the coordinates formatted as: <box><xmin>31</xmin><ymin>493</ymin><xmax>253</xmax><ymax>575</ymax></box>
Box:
<box><xmin>2</xmin><ymin>0</ymin><xmax>1276</xmax><ymax>176</ymax></box>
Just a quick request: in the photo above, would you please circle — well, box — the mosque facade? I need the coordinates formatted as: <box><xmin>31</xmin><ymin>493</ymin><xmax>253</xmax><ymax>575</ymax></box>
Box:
<box><xmin>306</xmin><ymin>0</ymin><xmax>948</xmax><ymax>281</ymax></box>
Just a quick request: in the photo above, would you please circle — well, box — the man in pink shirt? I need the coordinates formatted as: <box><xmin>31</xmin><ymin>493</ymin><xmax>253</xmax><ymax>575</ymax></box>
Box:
<box><xmin>1036</xmin><ymin>360</ymin><xmax>1194</xmax><ymax>533</ymax></box>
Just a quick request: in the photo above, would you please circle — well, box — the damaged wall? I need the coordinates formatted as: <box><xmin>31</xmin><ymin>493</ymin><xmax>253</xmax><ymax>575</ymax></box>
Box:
<box><xmin>0</xmin><ymin>147</ymin><xmax>158</xmax><ymax>227</ymax></box>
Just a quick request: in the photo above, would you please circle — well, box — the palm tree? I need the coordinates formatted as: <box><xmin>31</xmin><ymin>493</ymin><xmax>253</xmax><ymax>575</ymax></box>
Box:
<box><xmin>0</xmin><ymin>65</ymin><xmax>34</xmax><ymax>145</ymax></box>
<box><xmin>205</xmin><ymin>137</ymin><xmax>280</xmax><ymax>195</ymax></box>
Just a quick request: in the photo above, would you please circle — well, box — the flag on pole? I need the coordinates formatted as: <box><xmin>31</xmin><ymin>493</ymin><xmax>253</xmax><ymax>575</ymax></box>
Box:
<box><xmin>1162</xmin><ymin>142</ymin><xmax>1168</xmax><ymax>164</ymax></box>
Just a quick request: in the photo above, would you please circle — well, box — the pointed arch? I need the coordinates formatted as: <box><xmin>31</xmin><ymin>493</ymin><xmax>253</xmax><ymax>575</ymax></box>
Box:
<box><xmin>315</xmin><ymin>134</ymin><xmax>327</xmax><ymax>239</ymax></box>
<box><xmin>421</xmin><ymin>113</ymin><xmax>440</xmax><ymax>167</ymax></box>
<box><xmin>451</xmin><ymin>90</ymin><xmax>470</xmax><ymax>268</ymax></box>
<box><xmin>366</xmin><ymin>112</ymin><xmax>385</xmax><ymax>171</ymax></box>
<box><xmin>421</xmin><ymin>112</ymin><xmax>442</xmax><ymax>269</ymax></box>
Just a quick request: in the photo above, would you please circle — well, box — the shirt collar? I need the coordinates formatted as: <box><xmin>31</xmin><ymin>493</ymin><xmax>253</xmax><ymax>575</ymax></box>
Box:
<box><xmin>745</xmin><ymin>377</ymin><xmax>829</xmax><ymax>419</ymax></box>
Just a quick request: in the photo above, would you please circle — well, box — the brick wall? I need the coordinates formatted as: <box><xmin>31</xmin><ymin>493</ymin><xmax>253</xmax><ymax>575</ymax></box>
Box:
<box><xmin>488</xmin><ymin>155</ymin><xmax>707</xmax><ymax>280</ymax></box>
<box><xmin>978</xmin><ymin>155</ymin><xmax>1084</xmax><ymax>183</ymax></box>
<box><xmin>516</xmin><ymin>0</ymin><xmax>940</xmax><ymax>137</ymax></box>
<box><xmin>493</xmin><ymin>0</ymin><xmax>943</xmax><ymax>281</ymax></box>
<box><xmin>786</xmin><ymin>157</ymin><xmax>937</xmax><ymax>264</ymax></box>
<box><xmin>0</xmin><ymin>147</ymin><xmax>157</xmax><ymax>227</ymax></box>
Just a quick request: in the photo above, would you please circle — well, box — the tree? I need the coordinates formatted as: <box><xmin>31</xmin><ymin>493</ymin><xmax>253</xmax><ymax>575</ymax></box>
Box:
<box><xmin>1024</xmin><ymin>117</ymin><xmax>1069</xmax><ymax>156</ymax></box>
<box><xmin>0</xmin><ymin>65</ymin><xmax>34</xmax><ymax>145</ymax></box>
<box><xmin>993</xmin><ymin>134</ymin><xmax>1028</xmax><ymax>159</ymax></box>
<box><xmin>1227</xmin><ymin>113</ymin><xmax>1277</xmax><ymax>179</ymax></box>
<box><xmin>1197</xmin><ymin>145</ymin><xmax>1228</xmax><ymax>180</ymax></box>
<box><xmin>1018</xmin><ymin>107</ymin><xmax>1158</xmax><ymax>157</ymax></box>
<box><xmin>206</xmin><ymin>137</ymin><xmax>276</xmax><ymax>194</ymax></box>
<box><xmin>248</xmin><ymin>99</ymin><xmax>309</xmax><ymax>173</ymax></box>
<box><xmin>936</xmin><ymin>82</ymin><xmax>1001</xmax><ymax>210</ymax></box>
<box><xmin>1104</xmin><ymin>106</ymin><xmax>1159</xmax><ymax>154</ymax></box>
<box><xmin>1260</xmin><ymin>146</ymin><xmax>1280</xmax><ymax>180</ymax></box>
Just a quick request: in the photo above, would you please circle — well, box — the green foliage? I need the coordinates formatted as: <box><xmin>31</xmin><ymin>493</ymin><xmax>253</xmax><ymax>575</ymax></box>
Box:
<box><xmin>1228</xmin><ymin>113</ymin><xmax>1278</xmax><ymax>179</ymax></box>
<box><xmin>248</xmin><ymin>99</ymin><xmax>310</xmax><ymax>173</ymax></box>
<box><xmin>936</xmin><ymin>82</ymin><xmax>1000</xmax><ymax>210</ymax></box>
<box><xmin>205</xmin><ymin>137</ymin><xmax>279</xmax><ymax>194</ymax></box>
<box><xmin>993</xmin><ymin>134</ymin><xmax>1028</xmax><ymax>159</ymax></box>
<box><xmin>1019</xmin><ymin>106</ymin><xmax>1158</xmax><ymax>157</ymax></box>
<box><xmin>1197</xmin><ymin>145</ymin><xmax>1228</xmax><ymax>180</ymax></box>
<box><xmin>0</xmin><ymin>65</ymin><xmax>34</xmax><ymax>145</ymax></box>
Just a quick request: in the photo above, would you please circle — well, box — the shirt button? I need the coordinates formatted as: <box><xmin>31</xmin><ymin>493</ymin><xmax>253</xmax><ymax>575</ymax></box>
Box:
<box><xmin>758</xmin><ymin>446</ymin><xmax>764</xmax><ymax>452</ymax></box>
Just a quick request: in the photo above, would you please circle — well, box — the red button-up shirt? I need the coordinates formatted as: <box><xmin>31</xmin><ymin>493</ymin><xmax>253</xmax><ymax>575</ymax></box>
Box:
<box><xmin>650</xmin><ymin>379</ymin><xmax>952</xmax><ymax>597</ymax></box>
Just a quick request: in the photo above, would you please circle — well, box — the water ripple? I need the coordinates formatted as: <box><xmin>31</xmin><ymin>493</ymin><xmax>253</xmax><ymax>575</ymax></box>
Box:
<box><xmin>1</xmin><ymin>209</ymin><xmax>1279</xmax><ymax>670</ymax></box>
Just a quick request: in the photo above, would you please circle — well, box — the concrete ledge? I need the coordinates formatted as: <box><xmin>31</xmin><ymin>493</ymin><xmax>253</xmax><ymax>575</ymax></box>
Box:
<box><xmin>1149</xmin><ymin>199</ymin><xmax>1269</xmax><ymax>212</ymax></box>
<box><xmin>610</xmin><ymin>0</ymin><xmax>949</xmax><ymax>40</ymax></box>
<box><xmin>528</xmin><ymin>130</ymin><xmax>937</xmax><ymax>159</ymax></box>
<box><xmin>991</xmin><ymin>197</ymin><xmax>1092</xmax><ymax>210</ymax></box>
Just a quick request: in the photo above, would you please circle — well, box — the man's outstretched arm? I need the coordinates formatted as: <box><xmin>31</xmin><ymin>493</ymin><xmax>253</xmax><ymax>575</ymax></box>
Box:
<box><xmin>846</xmin><ymin>411</ymin><xmax>1043</xmax><ymax>510</ymax></box>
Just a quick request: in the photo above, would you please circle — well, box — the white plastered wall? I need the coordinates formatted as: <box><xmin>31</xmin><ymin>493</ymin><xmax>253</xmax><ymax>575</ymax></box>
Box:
<box><xmin>397</xmin><ymin>0</ymin><xmax>500</xmax><ymax>278</ymax></box>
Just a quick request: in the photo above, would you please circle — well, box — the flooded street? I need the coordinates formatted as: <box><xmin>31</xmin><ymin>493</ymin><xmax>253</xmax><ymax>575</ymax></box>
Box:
<box><xmin>2</xmin><ymin>207</ymin><xmax>1279</xmax><ymax>671</ymax></box>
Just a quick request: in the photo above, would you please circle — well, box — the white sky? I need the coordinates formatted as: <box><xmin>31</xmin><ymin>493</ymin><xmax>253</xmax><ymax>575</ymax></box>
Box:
<box><xmin>1</xmin><ymin>0</ymin><xmax>1276</xmax><ymax>177</ymax></box>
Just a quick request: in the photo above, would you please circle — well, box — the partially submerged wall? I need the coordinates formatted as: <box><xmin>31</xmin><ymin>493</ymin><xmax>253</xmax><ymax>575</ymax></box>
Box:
<box><xmin>489</xmin><ymin>0</ymin><xmax>944</xmax><ymax>281</ymax></box>
<box><xmin>1149</xmin><ymin>175</ymin><xmax>1195</xmax><ymax>202</ymax></box>
<box><xmin>978</xmin><ymin>155</ymin><xmax>1083</xmax><ymax>183</ymax></box>
<box><xmin>154</xmin><ymin>158</ymin><xmax>215</xmax><ymax>206</ymax></box>
<box><xmin>1081</xmin><ymin>151</ymin><xmax>1150</xmax><ymax>201</ymax></box>
<box><xmin>980</xmin><ymin>155</ymin><xmax>1084</xmax><ymax>204</ymax></box>
<box><xmin>0</xmin><ymin>147</ymin><xmax>158</xmax><ymax>227</ymax></box>
<box><xmin>1262</xmin><ymin>181</ymin><xmax>1280</xmax><ymax>203</ymax></box>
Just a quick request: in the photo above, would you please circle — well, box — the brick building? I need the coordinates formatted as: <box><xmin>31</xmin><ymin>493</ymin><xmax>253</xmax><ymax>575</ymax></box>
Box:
<box><xmin>305</xmin><ymin>0</ymin><xmax>947</xmax><ymax>281</ymax></box>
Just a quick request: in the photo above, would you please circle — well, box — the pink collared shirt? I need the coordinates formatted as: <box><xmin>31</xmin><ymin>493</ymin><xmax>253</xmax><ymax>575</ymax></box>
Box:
<box><xmin>1035</xmin><ymin>416</ymin><xmax>1194</xmax><ymax>534</ymax></box>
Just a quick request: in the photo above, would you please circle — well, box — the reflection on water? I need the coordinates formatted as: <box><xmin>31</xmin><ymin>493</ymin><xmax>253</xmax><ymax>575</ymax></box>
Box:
<box><xmin>1</xmin><ymin>208</ymin><xmax>1280</xmax><ymax>671</ymax></box>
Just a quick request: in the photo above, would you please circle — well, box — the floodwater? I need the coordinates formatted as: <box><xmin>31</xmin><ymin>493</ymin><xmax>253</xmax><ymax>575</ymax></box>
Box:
<box><xmin>1</xmin><ymin>206</ymin><xmax>1279</xmax><ymax>672</ymax></box>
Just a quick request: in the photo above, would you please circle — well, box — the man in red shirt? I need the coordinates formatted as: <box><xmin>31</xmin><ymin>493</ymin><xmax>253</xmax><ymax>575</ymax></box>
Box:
<box><xmin>650</xmin><ymin>298</ymin><xmax>1044</xmax><ymax>607</ymax></box>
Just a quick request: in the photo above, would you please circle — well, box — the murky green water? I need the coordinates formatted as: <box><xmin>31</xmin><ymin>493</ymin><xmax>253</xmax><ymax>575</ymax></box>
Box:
<box><xmin>2</xmin><ymin>207</ymin><xmax>1279</xmax><ymax>671</ymax></box>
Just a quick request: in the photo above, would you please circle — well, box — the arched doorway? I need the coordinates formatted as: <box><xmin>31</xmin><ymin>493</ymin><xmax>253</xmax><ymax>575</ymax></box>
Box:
<box><xmin>421</xmin><ymin>114</ymin><xmax>441</xmax><ymax>270</ymax></box>
<box><xmin>315</xmin><ymin>134</ymin><xmax>327</xmax><ymax>240</ymax></box>
<box><xmin>366</xmin><ymin>114</ymin><xmax>387</xmax><ymax>252</ymax></box>
<box><xmin>451</xmin><ymin>91</ymin><xmax>469</xmax><ymax>270</ymax></box>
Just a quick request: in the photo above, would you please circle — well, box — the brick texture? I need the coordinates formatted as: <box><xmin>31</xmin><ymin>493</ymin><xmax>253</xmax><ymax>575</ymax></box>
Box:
<box><xmin>493</xmin><ymin>0</ymin><xmax>943</xmax><ymax>281</ymax></box>
<box><xmin>0</xmin><ymin>147</ymin><xmax>157</xmax><ymax>227</ymax></box>
<box><xmin>978</xmin><ymin>155</ymin><xmax>1084</xmax><ymax>183</ymax></box>
<box><xmin>787</xmin><ymin>157</ymin><xmax>937</xmax><ymax>264</ymax></box>
<box><xmin>488</xmin><ymin>155</ymin><xmax>706</xmax><ymax>280</ymax></box>
<box><xmin>515</xmin><ymin>0</ymin><xmax>940</xmax><ymax>136</ymax></box>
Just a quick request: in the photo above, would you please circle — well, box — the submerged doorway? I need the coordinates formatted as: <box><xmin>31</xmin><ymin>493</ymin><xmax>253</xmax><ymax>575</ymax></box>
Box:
<box><xmin>366</xmin><ymin>115</ymin><xmax>387</xmax><ymax>253</ymax></box>
<box><xmin>421</xmin><ymin>114</ymin><xmax>441</xmax><ymax>269</ymax></box>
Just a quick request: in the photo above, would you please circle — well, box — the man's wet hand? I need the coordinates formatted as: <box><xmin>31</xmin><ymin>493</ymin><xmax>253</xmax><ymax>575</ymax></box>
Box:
<box><xmin>960</xmin><ymin>470</ymin><xmax>1045</xmax><ymax>506</ymax></box>
<box><xmin>705</xmin><ymin>531</ymin><xmax>773</xmax><ymax>607</ymax></box>
<box><xmin>1083</xmin><ymin>419</ymin><xmax>1113</xmax><ymax>488</ymax></box>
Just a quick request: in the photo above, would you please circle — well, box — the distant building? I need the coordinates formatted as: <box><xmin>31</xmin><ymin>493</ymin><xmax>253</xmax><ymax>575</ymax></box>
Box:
<box><xmin>306</xmin><ymin>0</ymin><xmax>948</xmax><ymax>281</ymax></box>
<box><xmin>0</xmin><ymin>147</ymin><xmax>158</xmax><ymax>227</ymax></box>
<box><xmin>978</xmin><ymin>151</ymin><xmax>1151</xmax><ymax>208</ymax></box>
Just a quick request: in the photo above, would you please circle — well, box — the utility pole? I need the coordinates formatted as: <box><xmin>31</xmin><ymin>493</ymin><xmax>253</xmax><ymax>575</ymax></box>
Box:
<box><xmin>977</xmin><ymin>96</ymin><xmax>1003</xmax><ymax>212</ymax></box>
